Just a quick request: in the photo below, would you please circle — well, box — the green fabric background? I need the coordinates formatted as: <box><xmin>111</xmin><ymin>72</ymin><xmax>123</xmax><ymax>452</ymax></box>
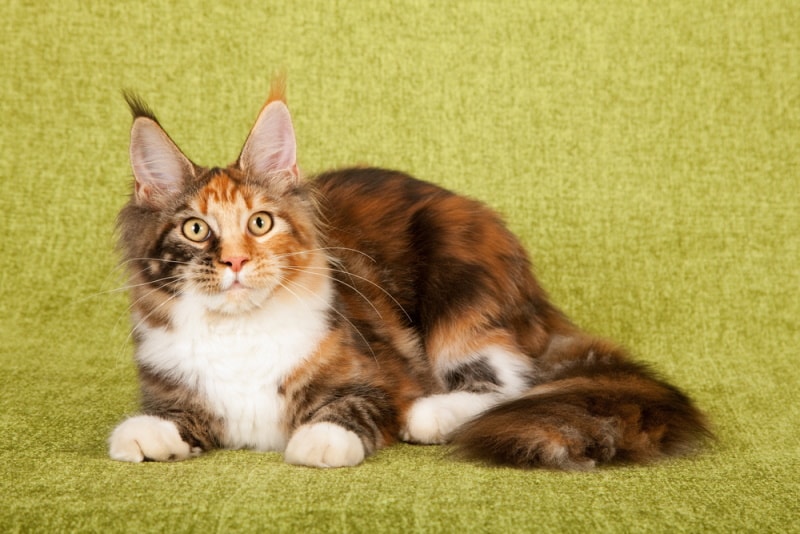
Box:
<box><xmin>2</xmin><ymin>1</ymin><xmax>798</xmax><ymax>532</ymax></box>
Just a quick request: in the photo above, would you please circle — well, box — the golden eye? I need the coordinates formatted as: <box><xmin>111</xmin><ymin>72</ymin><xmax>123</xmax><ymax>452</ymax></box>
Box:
<box><xmin>247</xmin><ymin>211</ymin><xmax>273</xmax><ymax>236</ymax></box>
<box><xmin>182</xmin><ymin>218</ymin><xmax>211</xmax><ymax>242</ymax></box>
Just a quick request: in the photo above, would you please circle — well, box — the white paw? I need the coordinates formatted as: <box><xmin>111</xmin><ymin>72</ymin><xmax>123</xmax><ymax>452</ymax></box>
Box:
<box><xmin>284</xmin><ymin>422</ymin><xmax>365</xmax><ymax>468</ymax></box>
<box><xmin>401</xmin><ymin>392</ymin><xmax>497</xmax><ymax>444</ymax></box>
<box><xmin>108</xmin><ymin>415</ymin><xmax>200</xmax><ymax>462</ymax></box>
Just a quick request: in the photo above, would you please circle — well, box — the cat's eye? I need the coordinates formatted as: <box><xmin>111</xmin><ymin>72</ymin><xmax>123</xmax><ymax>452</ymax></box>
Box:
<box><xmin>182</xmin><ymin>218</ymin><xmax>211</xmax><ymax>242</ymax></box>
<box><xmin>247</xmin><ymin>212</ymin><xmax>273</xmax><ymax>236</ymax></box>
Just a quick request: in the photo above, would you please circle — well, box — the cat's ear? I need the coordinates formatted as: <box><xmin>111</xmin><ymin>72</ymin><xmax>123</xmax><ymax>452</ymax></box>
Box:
<box><xmin>124</xmin><ymin>93</ymin><xmax>196</xmax><ymax>206</ymax></box>
<box><xmin>237</xmin><ymin>79</ymin><xmax>299</xmax><ymax>183</ymax></box>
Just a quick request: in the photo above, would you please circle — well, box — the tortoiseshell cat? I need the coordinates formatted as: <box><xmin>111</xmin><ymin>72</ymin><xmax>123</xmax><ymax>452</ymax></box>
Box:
<box><xmin>109</xmin><ymin>79</ymin><xmax>709</xmax><ymax>469</ymax></box>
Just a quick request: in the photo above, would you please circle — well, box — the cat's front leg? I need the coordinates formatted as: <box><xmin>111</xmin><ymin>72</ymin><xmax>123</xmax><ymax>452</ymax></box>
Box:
<box><xmin>284</xmin><ymin>422</ymin><xmax>365</xmax><ymax>468</ymax></box>
<box><xmin>109</xmin><ymin>415</ymin><xmax>202</xmax><ymax>462</ymax></box>
<box><xmin>283</xmin><ymin>383</ymin><xmax>397</xmax><ymax>468</ymax></box>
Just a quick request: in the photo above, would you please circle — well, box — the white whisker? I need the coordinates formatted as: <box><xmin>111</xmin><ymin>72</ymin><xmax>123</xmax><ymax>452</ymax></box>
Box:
<box><xmin>123</xmin><ymin>278</ymin><xmax>184</xmax><ymax>314</ymax></box>
<box><xmin>126</xmin><ymin>287</ymin><xmax>184</xmax><ymax>345</ymax></box>
<box><xmin>272</xmin><ymin>246</ymin><xmax>377</xmax><ymax>264</ymax></box>
<box><xmin>289</xmin><ymin>264</ymin><xmax>412</xmax><ymax>323</ymax></box>
<box><xmin>121</xmin><ymin>256</ymin><xmax>194</xmax><ymax>265</ymax></box>
<box><xmin>282</xmin><ymin>265</ymin><xmax>383</xmax><ymax>320</ymax></box>
<box><xmin>279</xmin><ymin>276</ymin><xmax>378</xmax><ymax>363</ymax></box>
<box><xmin>75</xmin><ymin>267</ymin><xmax>185</xmax><ymax>306</ymax></box>
<box><xmin>92</xmin><ymin>275</ymin><xmax>186</xmax><ymax>300</ymax></box>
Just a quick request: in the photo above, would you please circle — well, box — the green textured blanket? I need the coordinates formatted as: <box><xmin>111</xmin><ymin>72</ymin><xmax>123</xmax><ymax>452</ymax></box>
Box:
<box><xmin>2</xmin><ymin>1</ymin><xmax>797</xmax><ymax>532</ymax></box>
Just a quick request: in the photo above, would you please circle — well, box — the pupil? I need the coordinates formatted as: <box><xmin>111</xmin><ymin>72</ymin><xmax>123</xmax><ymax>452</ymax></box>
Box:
<box><xmin>256</xmin><ymin>217</ymin><xmax>264</xmax><ymax>228</ymax></box>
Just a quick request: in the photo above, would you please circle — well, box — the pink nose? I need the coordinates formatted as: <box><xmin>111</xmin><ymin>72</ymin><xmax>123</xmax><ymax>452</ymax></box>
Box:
<box><xmin>222</xmin><ymin>256</ymin><xmax>249</xmax><ymax>273</ymax></box>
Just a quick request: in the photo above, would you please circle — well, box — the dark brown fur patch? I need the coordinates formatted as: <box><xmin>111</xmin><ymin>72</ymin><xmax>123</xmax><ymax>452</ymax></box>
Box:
<box><xmin>443</xmin><ymin>358</ymin><xmax>502</xmax><ymax>393</ymax></box>
<box><xmin>138</xmin><ymin>366</ymin><xmax>224</xmax><ymax>452</ymax></box>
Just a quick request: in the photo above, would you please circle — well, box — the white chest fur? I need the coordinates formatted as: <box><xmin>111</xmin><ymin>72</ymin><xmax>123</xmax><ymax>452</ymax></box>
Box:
<box><xmin>133</xmin><ymin>286</ymin><xmax>331</xmax><ymax>451</ymax></box>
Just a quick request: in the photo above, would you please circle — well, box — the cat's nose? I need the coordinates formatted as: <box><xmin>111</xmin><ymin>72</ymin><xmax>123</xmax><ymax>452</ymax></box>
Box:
<box><xmin>222</xmin><ymin>256</ymin><xmax>249</xmax><ymax>273</ymax></box>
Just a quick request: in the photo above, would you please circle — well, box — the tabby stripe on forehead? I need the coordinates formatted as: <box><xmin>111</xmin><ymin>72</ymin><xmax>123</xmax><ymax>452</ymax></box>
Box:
<box><xmin>194</xmin><ymin>171</ymin><xmax>255</xmax><ymax>212</ymax></box>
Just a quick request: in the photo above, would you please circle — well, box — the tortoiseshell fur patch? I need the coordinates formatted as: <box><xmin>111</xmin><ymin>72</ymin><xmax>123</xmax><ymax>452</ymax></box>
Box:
<box><xmin>109</xmin><ymin>82</ymin><xmax>710</xmax><ymax>469</ymax></box>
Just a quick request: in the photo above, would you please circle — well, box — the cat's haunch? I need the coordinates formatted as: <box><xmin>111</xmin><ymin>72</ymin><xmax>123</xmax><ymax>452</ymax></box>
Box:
<box><xmin>109</xmin><ymin>80</ymin><xmax>710</xmax><ymax>469</ymax></box>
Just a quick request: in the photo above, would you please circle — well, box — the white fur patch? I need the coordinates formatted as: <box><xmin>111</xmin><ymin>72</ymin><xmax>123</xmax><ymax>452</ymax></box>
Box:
<box><xmin>403</xmin><ymin>346</ymin><xmax>532</xmax><ymax>444</ymax></box>
<box><xmin>109</xmin><ymin>415</ymin><xmax>200</xmax><ymax>462</ymax></box>
<box><xmin>401</xmin><ymin>391</ymin><xmax>499</xmax><ymax>444</ymax></box>
<box><xmin>481</xmin><ymin>345</ymin><xmax>532</xmax><ymax>397</ymax></box>
<box><xmin>284</xmin><ymin>423</ymin><xmax>365</xmax><ymax>468</ymax></box>
<box><xmin>133</xmin><ymin>279</ymin><xmax>332</xmax><ymax>452</ymax></box>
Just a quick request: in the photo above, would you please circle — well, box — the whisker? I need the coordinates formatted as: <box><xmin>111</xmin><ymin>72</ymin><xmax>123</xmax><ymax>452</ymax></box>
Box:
<box><xmin>74</xmin><ymin>268</ymin><xmax>185</xmax><ymax>307</ymax></box>
<box><xmin>271</xmin><ymin>246</ymin><xmax>377</xmax><ymax>264</ymax></box>
<box><xmin>125</xmin><ymin>286</ymin><xmax>184</xmax><ymax>344</ymax></box>
<box><xmin>282</xmin><ymin>266</ymin><xmax>383</xmax><ymax>320</ymax></box>
<box><xmin>123</xmin><ymin>281</ymin><xmax>183</xmax><ymax>315</ymax></box>
<box><xmin>116</xmin><ymin>257</ymin><xmax>196</xmax><ymax>269</ymax></box>
<box><xmin>92</xmin><ymin>275</ymin><xmax>186</xmax><ymax>300</ymax></box>
<box><xmin>280</xmin><ymin>276</ymin><xmax>378</xmax><ymax>363</ymax></box>
<box><xmin>86</xmin><ymin>255</ymin><xmax>192</xmax><ymax>294</ymax></box>
<box><xmin>288</xmin><ymin>264</ymin><xmax>412</xmax><ymax>323</ymax></box>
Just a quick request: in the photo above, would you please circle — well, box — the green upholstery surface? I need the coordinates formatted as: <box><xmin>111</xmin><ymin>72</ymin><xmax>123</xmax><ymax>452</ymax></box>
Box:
<box><xmin>1</xmin><ymin>1</ymin><xmax>797</xmax><ymax>532</ymax></box>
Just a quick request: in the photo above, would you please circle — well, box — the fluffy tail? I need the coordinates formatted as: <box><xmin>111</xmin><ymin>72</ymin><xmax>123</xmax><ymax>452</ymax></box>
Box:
<box><xmin>451</xmin><ymin>339</ymin><xmax>712</xmax><ymax>470</ymax></box>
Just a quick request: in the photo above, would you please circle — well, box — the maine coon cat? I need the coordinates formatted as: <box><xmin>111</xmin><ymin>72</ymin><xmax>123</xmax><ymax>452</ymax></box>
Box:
<box><xmin>109</xmin><ymin>79</ymin><xmax>710</xmax><ymax>469</ymax></box>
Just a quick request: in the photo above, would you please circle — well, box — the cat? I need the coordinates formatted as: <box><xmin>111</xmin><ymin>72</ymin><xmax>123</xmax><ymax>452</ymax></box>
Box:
<box><xmin>108</xmin><ymin>78</ymin><xmax>710</xmax><ymax>469</ymax></box>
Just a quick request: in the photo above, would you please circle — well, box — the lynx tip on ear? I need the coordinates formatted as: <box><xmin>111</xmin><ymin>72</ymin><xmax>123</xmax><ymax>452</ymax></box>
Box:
<box><xmin>267</xmin><ymin>72</ymin><xmax>288</xmax><ymax>105</ymax></box>
<box><xmin>121</xmin><ymin>90</ymin><xmax>159</xmax><ymax>123</ymax></box>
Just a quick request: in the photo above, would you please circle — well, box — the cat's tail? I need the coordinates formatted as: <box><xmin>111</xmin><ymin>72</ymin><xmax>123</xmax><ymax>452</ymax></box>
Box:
<box><xmin>451</xmin><ymin>337</ymin><xmax>712</xmax><ymax>470</ymax></box>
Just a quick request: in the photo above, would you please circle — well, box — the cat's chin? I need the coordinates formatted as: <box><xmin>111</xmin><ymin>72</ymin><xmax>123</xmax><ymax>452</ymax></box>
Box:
<box><xmin>202</xmin><ymin>286</ymin><xmax>273</xmax><ymax>316</ymax></box>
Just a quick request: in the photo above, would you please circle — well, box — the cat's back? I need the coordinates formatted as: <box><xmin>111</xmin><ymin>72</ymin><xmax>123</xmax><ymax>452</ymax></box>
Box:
<box><xmin>314</xmin><ymin>166</ymin><xmax>522</xmax><ymax>264</ymax></box>
<box><xmin>312</xmin><ymin>167</ymin><xmax>541</xmax><ymax>331</ymax></box>
<box><xmin>313</xmin><ymin>167</ymin><xmax>453</xmax><ymax>226</ymax></box>
<box><xmin>312</xmin><ymin>166</ymin><xmax>529</xmax><ymax>267</ymax></box>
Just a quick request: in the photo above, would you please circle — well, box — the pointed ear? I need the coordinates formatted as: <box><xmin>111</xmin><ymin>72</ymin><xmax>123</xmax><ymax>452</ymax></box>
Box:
<box><xmin>129</xmin><ymin>116</ymin><xmax>195</xmax><ymax>206</ymax></box>
<box><xmin>237</xmin><ymin>99</ymin><xmax>298</xmax><ymax>182</ymax></box>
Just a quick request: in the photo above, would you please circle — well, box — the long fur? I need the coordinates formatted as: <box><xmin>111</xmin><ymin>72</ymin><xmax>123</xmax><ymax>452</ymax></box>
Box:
<box><xmin>109</xmin><ymin>87</ymin><xmax>711</xmax><ymax>470</ymax></box>
<box><xmin>451</xmin><ymin>340</ymin><xmax>711</xmax><ymax>469</ymax></box>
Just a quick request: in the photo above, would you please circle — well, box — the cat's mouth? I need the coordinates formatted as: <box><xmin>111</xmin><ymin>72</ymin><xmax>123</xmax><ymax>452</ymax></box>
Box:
<box><xmin>220</xmin><ymin>280</ymin><xmax>256</xmax><ymax>296</ymax></box>
<box><xmin>219</xmin><ymin>271</ymin><xmax>252</xmax><ymax>293</ymax></box>
<box><xmin>204</xmin><ymin>278</ymin><xmax>274</xmax><ymax>315</ymax></box>
<box><xmin>201</xmin><ymin>269</ymin><xmax>282</xmax><ymax>314</ymax></box>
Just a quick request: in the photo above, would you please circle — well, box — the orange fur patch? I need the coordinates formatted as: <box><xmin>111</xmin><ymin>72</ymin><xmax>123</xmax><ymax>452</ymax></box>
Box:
<box><xmin>267</xmin><ymin>72</ymin><xmax>288</xmax><ymax>105</ymax></box>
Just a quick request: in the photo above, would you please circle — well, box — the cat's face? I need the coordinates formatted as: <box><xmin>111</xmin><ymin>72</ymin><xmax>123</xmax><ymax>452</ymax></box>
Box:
<box><xmin>119</xmin><ymin>83</ymin><xmax>320</xmax><ymax>319</ymax></box>
<box><xmin>147</xmin><ymin>171</ymin><xmax>318</xmax><ymax>315</ymax></box>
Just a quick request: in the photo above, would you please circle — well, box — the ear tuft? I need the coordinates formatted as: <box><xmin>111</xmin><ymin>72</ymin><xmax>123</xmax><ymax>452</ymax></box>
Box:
<box><xmin>238</xmin><ymin>76</ymin><xmax>298</xmax><ymax>181</ymax></box>
<box><xmin>127</xmin><ymin>98</ymin><xmax>195</xmax><ymax>206</ymax></box>
<box><xmin>123</xmin><ymin>90</ymin><xmax>159</xmax><ymax>122</ymax></box>
<box><xmin>266</xmin><ymin>72</ymin><xmax>287</xmax><ymax>105</ymax></box>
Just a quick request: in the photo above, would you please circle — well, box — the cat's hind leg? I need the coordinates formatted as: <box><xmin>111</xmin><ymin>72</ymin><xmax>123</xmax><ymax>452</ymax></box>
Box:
<box><xmin>109</xmin><ymin>415</ymin><xmax>202</xmax><ymax>462</ymax></box>
<box><xmin>401</xmin><ymin>344</ymin><xmax>533</xmax><ymax>444</ymax></box>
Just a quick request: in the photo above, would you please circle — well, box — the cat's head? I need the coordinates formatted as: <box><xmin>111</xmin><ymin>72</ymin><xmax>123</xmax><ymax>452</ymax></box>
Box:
<box><xmin>118</xmin><ymin>81</ymin><xmax>325</xmax><ymax>321</ymax></box>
